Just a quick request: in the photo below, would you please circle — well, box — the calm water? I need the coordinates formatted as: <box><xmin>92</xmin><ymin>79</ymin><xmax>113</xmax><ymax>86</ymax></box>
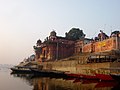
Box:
<box><xmin>0</xmin><ymin>68</ymin><xmax>120</xmax><ymax>90</ymax></box>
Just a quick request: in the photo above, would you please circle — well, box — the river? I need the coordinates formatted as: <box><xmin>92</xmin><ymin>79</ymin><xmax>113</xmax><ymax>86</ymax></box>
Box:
<box><xmin>0</xmin><ymin>67</ymin><xmax>120</xmax><ymax>90</ymax></box>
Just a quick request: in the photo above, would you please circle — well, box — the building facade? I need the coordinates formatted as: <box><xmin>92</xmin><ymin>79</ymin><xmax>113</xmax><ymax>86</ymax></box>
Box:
<box><xmin>34</xmin><ymin>31</ymin><xmax>75</xmax><ymax>62</ymax></box>
<box><xmin>34</xmin><ymin>30</ymin><xmax>120</xmax><ymax>62</ymax></box>
<box><xmin>83</xmin><ymin>36</ymin><xmax>120</xmax><ymax>53</ymax></box>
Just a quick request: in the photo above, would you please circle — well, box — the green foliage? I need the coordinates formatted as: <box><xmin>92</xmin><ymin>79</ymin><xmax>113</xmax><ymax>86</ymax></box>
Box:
<box><xmin>111</xmin><ymin>31</ymin><xmax>119</xmax><ymax>35</ymax></box>
<box><xmin>65</xmin><ymin>28</ymin><xmax>85</xmax><ymax>40</ymax></box>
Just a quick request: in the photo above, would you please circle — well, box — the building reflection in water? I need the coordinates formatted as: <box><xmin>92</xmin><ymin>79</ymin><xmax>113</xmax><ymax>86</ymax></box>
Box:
<box><xmin>11</xmin><ymin>73</ymin><xmax>34</xmax><ymax>86</ymax></box>
<box><xmin>11</xmin><ymin>73</ymin><xmax>120</xmax><ymax>90</ymax></box>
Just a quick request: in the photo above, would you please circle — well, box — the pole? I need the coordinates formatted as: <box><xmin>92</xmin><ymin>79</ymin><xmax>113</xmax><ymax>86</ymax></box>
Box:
<box><xmin>116</xmin><ymin>35</ymin><xmax>118</xmax><ymax>50</ymax></box>
<box><xmin>56</xmin><ymin>42</ymin><xmax>58</xmax><ymax>60</ymax></box>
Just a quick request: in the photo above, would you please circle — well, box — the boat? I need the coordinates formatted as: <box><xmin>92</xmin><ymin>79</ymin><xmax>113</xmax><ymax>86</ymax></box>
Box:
<box><xmin>95</xmin><ymin>68</ymin><xmax>114</xmax><ymax>81</ymax></box>
<box><xmin>81</xmin><ymin>79</ymin><xmax>98</xmax><ymax>84</ymax></box>
<box><xmin>30</xmin><ymin>68</ymin><xmax>66</xmax><ymax>78</ymax></box>
<box><xmin>10</xmin><ymin>66</ymin><xmax>36</xmax><ymax>73</ymax></box>
<box><xmin>10</xmin><ymin>60</ymin><xmax>38</xmax><ymax>74</ymax></box>
<box><xmin>109</xmin><ymin>68</ymin><xmax>120</xmax><ymax>81</ymax></box>
<box><xmin>110</xmin><ymin>74</ymin><xmax>120</xmax><ymax>81</ymax></box>
<box><xmin>94</xmin><ymin>68</ymin><xmax>120</xmax><ymax>81</ymax></box>
<box><xmin>65</xmin><ymin>70</ymin><xmax>98</xmax><ymax>80</ymax></box>
<box><xmin>95</xmin><ymin>73</ymin><xmax>114</xmax><ymax>81</ymax></box>
<box><xmin>64</xmin><ymin>72</ymin><xmax>84</xmax><ymax>78</ymax></box>
<box><xmin>82</xmin><ymin>74</ymin><xmax>98</xmax><ymax>80</ymax></box>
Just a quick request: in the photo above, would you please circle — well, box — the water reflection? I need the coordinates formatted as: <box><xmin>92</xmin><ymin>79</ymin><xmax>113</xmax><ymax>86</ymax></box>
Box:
<box><xmin>11</xmin><ymin>73</ymin><xmax>120</xmax><ymax>90</ymax></box>
<box><xmin>11</xmin><ymin>73</ymin><xmax>34</xmax><ymax>86</ymax></box>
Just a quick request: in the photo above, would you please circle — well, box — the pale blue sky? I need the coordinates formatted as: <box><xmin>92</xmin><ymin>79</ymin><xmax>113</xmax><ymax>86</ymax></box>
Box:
<box><xmin>0</xmin><ymin>0</ymin><xmax>120</xmax><ymax>64</ymax></box>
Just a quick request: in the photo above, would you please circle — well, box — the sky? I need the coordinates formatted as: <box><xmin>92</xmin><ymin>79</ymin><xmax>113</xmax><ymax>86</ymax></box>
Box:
<box><xmin>0</xmin><ymin>0</ymin><xmax>120</xmax><ymax>64</ymax></box>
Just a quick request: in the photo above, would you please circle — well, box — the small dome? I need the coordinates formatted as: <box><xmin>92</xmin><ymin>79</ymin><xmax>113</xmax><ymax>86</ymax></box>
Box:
<box><xmin>36</xmin><ymin>39</ymin><xmax>42</xmax><ymax>46</ymax></box>
<box><xmin>50</xmin><ymin>31</ymin><xmax>57</xmax><ymax>36</ymax></box>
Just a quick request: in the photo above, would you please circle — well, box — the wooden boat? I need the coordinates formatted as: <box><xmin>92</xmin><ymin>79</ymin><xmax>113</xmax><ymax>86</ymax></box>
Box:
<box><xmin>107</xmin><ymin>68</ymin><xmax>120</xmax><ymax>81</ymax></box>
<box><xmin>94</xmin><ymin>68</ymin><xmax>118</xmax><ymax>81</ymax></box>
<box><xmin>65</xmin><ymin>71</ymin><xmax>98</xmax><ymax>80</ymax></box>
<box><xmin>30</xmin><ymin>68</ymin><xmax>66</xmax><ymax>78</ymax></box>
<box><xmin>65</xmin><ymin>67</ymin><xmax>120</xmax><ymax>81</ymax></box>
<box><xmin>110</xmin><ymin>74</ymin><xmax>120</xmax><ymax>81</ymax></box>
<box><xmin>95</xmin><ymin>73</ymin><xmax>114</xmax><ymax>81</ymax></box>
<box><xmin>64</xmin><ymin>71</ymin><xmax>86</xmax><ymax>79</ymax></box>
<box><xmin>81</xmin><ymin>69</ymin><xmax>99</xmax><ymax>80</ymax></box>
<box><xmin>82</xmin><ymin>74</ymin><xmax>98</xmax><ymax>80</ymax></box>
<box><xmin>81</xmin><ymin>79</ymin><xmax>98</xmax><ymax>84</ymax></box>
<box><xmin>10</xmin><ymin>66</ymin><xmax>36</xmax><ymax>73</ymax></box>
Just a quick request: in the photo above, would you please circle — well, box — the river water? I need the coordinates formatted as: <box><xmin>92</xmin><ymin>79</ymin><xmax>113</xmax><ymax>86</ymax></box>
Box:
<box><xmin>0</xmin><ymin>68</ymin><xmax>120</xmax><ymax>90</ymax></box>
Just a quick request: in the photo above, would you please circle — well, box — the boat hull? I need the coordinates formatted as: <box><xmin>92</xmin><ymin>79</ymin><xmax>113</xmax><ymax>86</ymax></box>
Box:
<box><xmin>95</xmin><ymin>73</ymin><xmax>114</xmax><ymax>81</ymax></box>
<box><xmin>110</xmin><ymin>74</ymin><xmax>120</xmax><ymax>81</ymax></box>
<box><xmin>10</xmin><ymin>68</ymin><xmax>32</xmax><ymax>74</ymax></box>
<box><xmin>31</xmin><ymin>68</ymin><xmax>67</xmax><ymax>78</ymax></box>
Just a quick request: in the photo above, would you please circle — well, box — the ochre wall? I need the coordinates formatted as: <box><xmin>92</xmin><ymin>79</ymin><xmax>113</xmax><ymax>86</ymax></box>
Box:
<box><xmin>94</xmin><ymin>37</ymin><xmax>116</xmax><ymax>52</ymax></box>
<box><xmin>83</xmin><ymin>37</ymin><xmax>117</xmax><ymax>53</ymax></box>
<box><xmin>82</xmin><ymin>43</ymin><xmax>92</xmax><ymax>53</ymax></box>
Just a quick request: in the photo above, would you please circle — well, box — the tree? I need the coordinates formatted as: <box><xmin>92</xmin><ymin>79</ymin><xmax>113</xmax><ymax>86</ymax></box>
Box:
<box><xmin>65</xmin><ymin>28</ymin><xmax>85</xmax><ymax>40</ymax></box>
<box><xmin>111</xmin><ymin>31</ymin><xmax>120</xmax><ymax>36</ymax></box>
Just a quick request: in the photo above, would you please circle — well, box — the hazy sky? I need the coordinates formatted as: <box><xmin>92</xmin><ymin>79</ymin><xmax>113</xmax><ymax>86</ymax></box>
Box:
<box><xmin>0</xmin><ymin>0</ymin><xmax>120</xmax><ymax>64</ymax></box>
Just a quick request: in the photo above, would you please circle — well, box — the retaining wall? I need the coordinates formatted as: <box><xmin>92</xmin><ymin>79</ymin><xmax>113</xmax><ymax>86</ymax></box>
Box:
<box><xmin>42</xmin><ymin>60</ymin><xmax>120</xmax><ymax>74</ymax></box>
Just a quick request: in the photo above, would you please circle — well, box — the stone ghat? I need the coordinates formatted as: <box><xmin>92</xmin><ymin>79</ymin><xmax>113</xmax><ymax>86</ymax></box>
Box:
<box><xmin>41</xmin><ymin>59</ymin><xmax>120</xmax><ymax>75</ymax></box>
<box><xmin>35</xmin><ymin>52</ymin><xmax>120</xmax><ymax>81</ymax></box>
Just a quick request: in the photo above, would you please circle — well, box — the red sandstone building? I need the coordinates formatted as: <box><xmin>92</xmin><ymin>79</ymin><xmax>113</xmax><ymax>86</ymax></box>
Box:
<box><xmin>34</xmin><ymin>31</ymin><xmax>74</xmax><ymax>62</ymax></box>
<box><xmin>74</xmin><ymin>38</ymin><xmax>93</xmax><ymax>54</ymax></box>
<box><xmin>34</xmin><ymin>30</ymin><xmax>120</xmax><ymax>62</ymax></box>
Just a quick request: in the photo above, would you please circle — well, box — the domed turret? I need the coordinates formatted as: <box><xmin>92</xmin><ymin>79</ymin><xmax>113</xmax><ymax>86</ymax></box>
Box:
<box><xmin>50</xmin><ymin>31</ymin><xmax>57</xmax><ymax>37</ymax></box>
<box><xmin>36</xmin><ymin>39</ymin><xmax>42</xmax><ymax>46</ymax></box>
<box><xmin>49</xmin><ymin>31</ymin><xmax>57</xmax><ymax>40</ymax></box>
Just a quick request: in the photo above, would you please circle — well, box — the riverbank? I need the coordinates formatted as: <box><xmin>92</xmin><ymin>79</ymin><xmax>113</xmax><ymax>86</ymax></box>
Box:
<box><xmin>1</xmin><ymin>68</ymin><xmax>120</xmax><ymax>90</ymax></box>
<box><xmin>11</xmin><ymin>51</ymin><xmax>120</xmax><ymax>81</ymax></box>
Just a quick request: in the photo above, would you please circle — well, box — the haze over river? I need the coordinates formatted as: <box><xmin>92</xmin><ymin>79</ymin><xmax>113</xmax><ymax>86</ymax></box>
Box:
<box><xmin>0</xmin><ymin>67</ymin><xmax>120</xmax><ymax>90</ymax></box>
